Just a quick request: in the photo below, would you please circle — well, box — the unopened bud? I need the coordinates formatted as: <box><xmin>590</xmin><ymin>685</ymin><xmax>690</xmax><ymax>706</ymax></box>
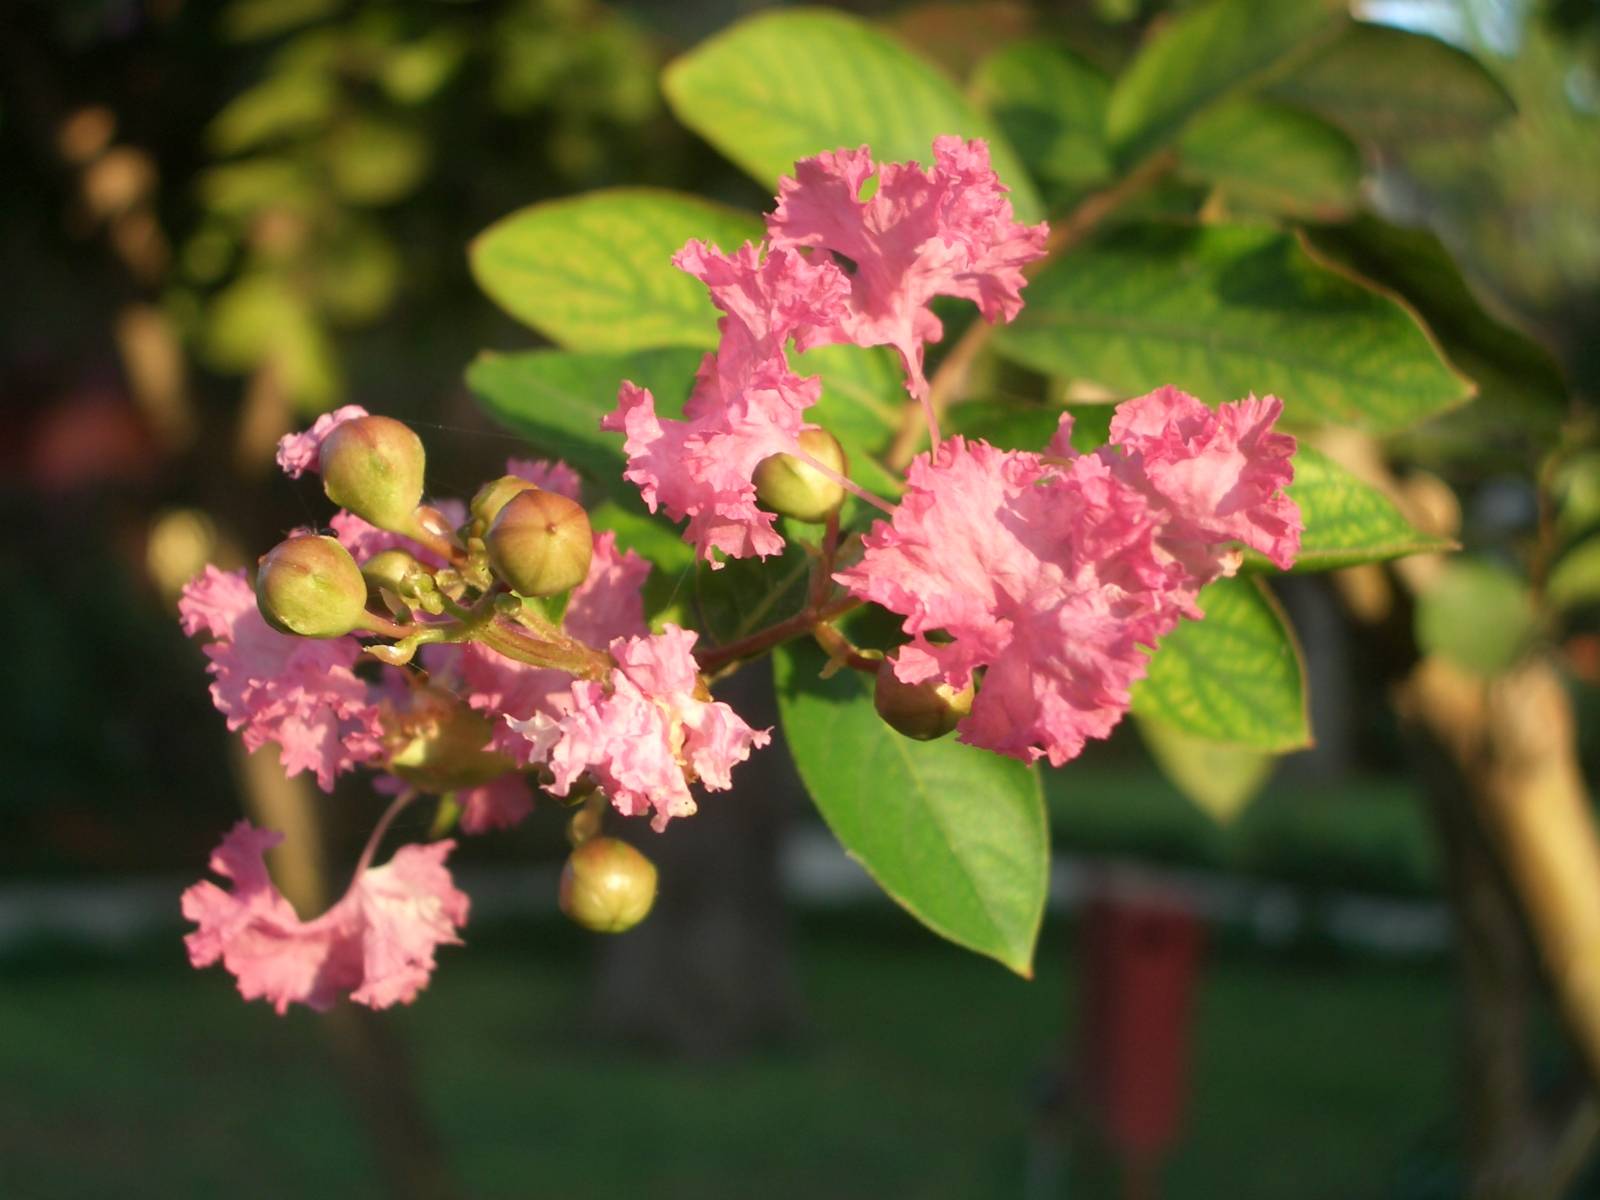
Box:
<box><xmin>470</xmin><ymin>475</ymin><xmax>539</xmax><ymax>530</ymax></box>
<box><xmin>486</xmin><ymin>488</ymin><xmax>592</xmax><ymax>597</ymax></box>
<box><xmin>873</xmin><ymin>660</ymin><xmax>974</xmax><ymax>741</ymax></box>
<box><xmin>319</xmin><ymin>415</ymin><xmax>426</xmax><ymax>532</ymax></box>
<box><xmin>256</xmin><ymin>534</ymin><xmax>367</xmax><ymax>638</ymax></box>
<box><xmin>387</xmin><ymin>688</ymin><xmax>514</xmax><ymax>793</ymax></box>
<box><xmin>754</xmin><ymin>428</ymin><xmax>847</xmax><ymax>522</ymax></box>
<box><xmin>361</xmin><ymin>548</ymin><xmax>429</xmax><ymax>598</ymax></box>
<box><xmin>559</xmin><ymin>836</ymin><xmax>658</xmax><ymax>933</ymax></box>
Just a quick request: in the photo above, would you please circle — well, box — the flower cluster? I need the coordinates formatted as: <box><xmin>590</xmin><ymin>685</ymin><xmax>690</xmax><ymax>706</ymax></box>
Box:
<box><xmin>606</xmin><ymin>137</ymin><xmax>1049</xmax><ymax>565</ymax></box>
<box><xmin>178</xmin><ymin>405</ymin><xmax>764</xmax><ymax>1012</ymax></box>
<box><xmin>179</xmin><ymin>136</ymin><xmax>1303</xmax><ymax>1016</ymax></box>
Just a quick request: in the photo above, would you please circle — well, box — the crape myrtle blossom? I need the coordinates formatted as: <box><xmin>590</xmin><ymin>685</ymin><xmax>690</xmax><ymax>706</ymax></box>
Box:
<box><xmin>178</xmin><ymin>565</ymin><xmax>384</xmax><ymax>791</ymax></box>
<box><xmin>605</xmin><ymin>138</ymin><xmax>1049</xmax><ymax>566</ymax></box>
<box><xmin>767</xmin><ymin>136</ymin><xmax>1049</xmax><ymax>411</ymax></box>
<box><xmin>836</xmin><ymin>388</ymin><xmax>1301</xmax><ymax>766</ymax></box>
<box><xmin>507</xmin><ymin>625</ymin><xmax>771</xmax><ymax>832</ymax></box>
<box><xmin>603</xmin><ymin>240</ymin><xmax>853</xmax><ymax>564</ymax></box>
<box><xmin>182</xmin><ymin>822</ymin><xmax>469</xmax><ymax>1013</ymax></box>
<box><xmin>274</xmin><ymin>403</ymin><xmax>369</xmax><ymax>478</ymax></box>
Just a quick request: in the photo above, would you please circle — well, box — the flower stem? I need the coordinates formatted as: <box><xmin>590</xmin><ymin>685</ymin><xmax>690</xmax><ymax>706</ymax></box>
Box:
<box><xmin>351</xmin><ymin>788</ymin><xmax>419</xmax><ymax>882</ymax></box>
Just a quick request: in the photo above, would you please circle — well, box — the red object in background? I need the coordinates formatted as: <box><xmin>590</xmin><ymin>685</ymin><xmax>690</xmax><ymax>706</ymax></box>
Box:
<box><xmin>1080</xmin><ymin>885</ymin><xmax>1206</xmax><ymax>1169</ymax></box>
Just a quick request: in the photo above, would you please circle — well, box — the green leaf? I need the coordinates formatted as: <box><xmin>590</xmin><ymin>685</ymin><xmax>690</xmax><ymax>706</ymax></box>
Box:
<box><xmin>1415</xmin><ymin>559</ymin><xmax>1537</xmax><ymax>677</ymax></box>
<box><xmin>1136</xmin><ymin>713</ymin><xmax>1276</xmax><ymax>824</ymax></box>
<box><xmin>1253</xmin><ymin>446</ymin><xmax>1453</xmax><ymax>572</ymax></box>
<box><xmin>663</xmin><ymin>9</ymin><xmax>1042</xmax><ymax>222</ymax></box>
<box><xmin>1265</xmin><ymin>21</ymin><xmax>1516</xmax><ymax>146</ymax></box>
<box><xmin>1549</xmin><ymin>537</ymin><xmax>1600</xmax><ymax>613</ymax></box>
<box><xmin>993</xmin><ymin>223</ymin><xmax>1472</xmax><ymax>434</ymax></box>
<box><xmin>1131</xmin><ymin>576</ymin><xmax>1310</xmax><ymax>751</ymax></box>
<box><xmin>945</xmin><ymin>398</ymin><xmax>1064</xmax><ymax>451</ymax></box>
<box><xmin>1106</xmin><ymin>0</ymin><xmax>1345</xmax><ymax>164</ymax></box>
<box><xmin>794</xmin><ymin>343</ymin><xmax>905</xmax><ymax>498</ymax></box>
<box><xmin>1178</xmin><ymin>99</ymin><xmax>1360</xmax><ymax>219</ymax></box>
<box><xmin>695</xmin><ymin>543</ymin><xmax>812</xmax><ymax>647</ymax></box>
<box><xmin>470</xmin><ymin>190</ymin><xmax>762</xmax><ymax>350</ymax></box>
<box><xmin>467</xmin><ymin>347</ymin><xmax>703</xmax><ymax>496</ymax></box>
<box><xmin>774</xmin><ymin>639</ymin><xmax>1048</xmax><ymax>976</ymax></box>
<box><xmin>1302</xmin><ymin>217</ymin><xmax>1567</xmax><ymax>461</ymax></box>
<box><xmin>970</xmin><ymin>41</ymin><xmax>1112</xmax><ymax>205</ymax></box>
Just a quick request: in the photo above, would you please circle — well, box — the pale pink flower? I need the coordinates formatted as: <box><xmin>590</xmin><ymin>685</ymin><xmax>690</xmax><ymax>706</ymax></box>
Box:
<box><xmin>182</xmin><ymin>821</ymin><xmax>469</xmax><ymax>1013</ymax></box>
<box><xmin>602</xmin><ymin>242</ymin><xmax>851</xmax><ymax>564</ymax></box>
<box><xmin>767</xmin><ymin>137</ymin><xmax>1049</xmax><ymax>402</ymax></box>
<box><xmin>179</xmin><ymin>566</ymin><xmax>383</xmax><ymax>790</ymax></box>
<box><xmin>506</xmin><ymin>456</ymin><xmax>582</xmax><ymax>500</ymax></box>
<box><xmin>274</xmin><ymin>404</ymin><xmax>370</xmax><ymax>478</ymax></box>
<box><xmin>507</xmin><ymin>625</ymin><xmax>770</xmax><ymax>831</ymax></box>
<box><xmin>456</xmin><ymin>774</ymin><xmax>535</xmax><ymax>835</ymax></box>
<box><xmin>837</xmin><ymin>390</ymin><xmax>1301</xmax><ymax>765</ymax></box>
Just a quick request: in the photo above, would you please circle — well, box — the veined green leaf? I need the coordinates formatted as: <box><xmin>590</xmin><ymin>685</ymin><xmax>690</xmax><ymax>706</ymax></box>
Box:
<box><xmin>1256</xmin><ymin>446</ymin><xmax>1454</xmax><ymax>572</ymax></box>
<box><xmin>1178</xmin><ymin>99</ymin><xmax>1360</xmax><ymax>219</ymax></box>
<box><xmin>1131</xmin><ymin>576</ymin><xmax>1310</xmax><ymax>751</ymax></box>
<box><xmin>663</xmin><ymin>9</ymin><xmax>1042</xmax><ymax>222</ymax></box>
<box><xmin>993</xmin><ymin>223</ymin><xmax>1472</xmax><ymax>434</ymax></box>
<box><xmin>774</xmin><ymin>639</ymin><xmax>1048</xmax><ymax>976</ymax></box>
<box><xmin>470</xmin><ymin>190</ymin><xmax>762</xmax><ymax>350</ymax></box>
<box><xmin>1106</xmin><ymin>0</ymin><xmax>1345</xmax><ymax>164</ymax></box>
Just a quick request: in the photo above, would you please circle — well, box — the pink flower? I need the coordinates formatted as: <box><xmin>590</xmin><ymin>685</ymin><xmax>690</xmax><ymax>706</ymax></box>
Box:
<box><xmin>767</xmin><ymin>137</ymin><xmax>1049</xmax><ymax>402</ymax></box>
<box><xmin>182</xmin><ymin>821</ymin><xmax>469</xmax><ymax>1013</ymax></box>
<box><xmin>506</xmin><ymin>625</ymin><xmax>770</xmax><ymax>831</ymax></box>
<box><xmin>602</xmin><ymin>242</ymin><xmax>851</xmax><ymax>564</ymax></box>
<box><xmin>456</xmin><ymin>774</ymin><xmax>535</xmax><ymax>835</ymax></box>
<box><xmin>179</xmin><ymin>566</ymin><xmax>383</xmax><ymax>791</ymax></box>
<box><xmin>275</xmin><ymin>404</ymin><xmax>370</xmax><ymax>479</ymax></box>
<box><xmin>506</xmin><ymin>456</ymin><xmax>582</xmax><ymax>500</ymax></box>
<box><xmin>836</xmin><ymin>390</ymin><xmax>1301</xmax><ymax>765</ymax></box>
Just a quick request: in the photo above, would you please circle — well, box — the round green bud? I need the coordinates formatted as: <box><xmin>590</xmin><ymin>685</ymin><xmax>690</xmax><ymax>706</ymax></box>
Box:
<box><xmin>469</xmin><ymin>475</ymin><xmax>539</xmax><ymax>530</ymax></box>
<box><xmin>873</xmin><ymin>660</ymin><xmax>975</xmax><ymax>741</ymax></box>
<box><xmin>256</xmin><ymin>534</ymin><xmax>368</xmax><ymax>638</ymax></box>
<box><xmin>559</xmin><ymin>837</ymin><xmax>658</xmax><ymax>933</ymax></box>
<box><xmin>319</xmin><ymin>415</ymin><xmax>426</xmax><ymax>533</ymax></box>
<box><xmin>753</xmin><ymin>428</ymin><xmax>848</xmax><ymax>523</ymax></box>
<box><xmin>486</xmin><ymin>488</ymin><xmax>593</xmax><ymax>598</ymax></box>
<box><xmin>361</xmin><ymin>548</ymin><xmax>427</xmax><ymax>597</ymax></box>
<box><xmin>386</xmin><ymin>688</ymin><xmax>514</xmax><ymax>793</ymax></box>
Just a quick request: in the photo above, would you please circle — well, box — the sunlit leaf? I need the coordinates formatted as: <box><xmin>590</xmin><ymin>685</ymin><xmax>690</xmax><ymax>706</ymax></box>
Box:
<box><xmin>1136</xmin><ymin>713</ymin><xmax>1276</xmax><ymax>823</ymax></box>
<box><xmin>663</xmin><ymin>9</ymin><xmax>1042</xmax><ymax>222</ymax></box>
<box><xmin>471</xmin><ymin>190</ymin><xmax>762</xmax><ymax>351</ymax></box>
<box><xmin>1178</xmin><ymin>99</ymin><xmax>1360</xmax><ymax>219</ymax></box>
<box><xmin>993</xmin><ymin>223</ymin><xmax>1472</xmax><ymax>433</ymax></box>
<box><xmin>970</xmin><ymin>41</ymin><xmax>1112</xmax><ymax>205</ymax></box>
<box><xmin>1131</xmin><ymin>576</ymin><xmax>1310</xmax><ymax>751</ymax></box>
<box><xmin>774</xmin><ymin>639</ymin><xmax>1048</xmax><ymax>976</ymax></box>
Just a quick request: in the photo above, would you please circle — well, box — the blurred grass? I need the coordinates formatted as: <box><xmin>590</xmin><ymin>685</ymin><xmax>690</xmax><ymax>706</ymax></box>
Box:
<box><xmin>0</xmin><ymin>915</ymin><xmax>1452</xmax><ymax>1200</ymax></box>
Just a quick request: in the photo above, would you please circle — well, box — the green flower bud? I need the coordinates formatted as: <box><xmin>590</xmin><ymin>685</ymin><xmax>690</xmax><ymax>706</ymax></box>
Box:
<box><xmin>386</xmin><ymin>687</ymin><xmax>515</xmax><ymax>793</ymax></box>
<box><xmin>753</xmin><ymin>428</ymin><xmax>847</xmax><ymax>523</ymax></box>
<box><xmin>873</xmin><ymin>660</ymin><xmax>974</xmax><ymax>741</ymax></box>
<box><xmin>256</xmin><ymin>534</ymin><xmax>367</xmax><ymax>638</ymax></box>
<box><xmin>469</xmin><ymin>475</ymin><xmax>539</xmax><ymax>530</ymax></box>
<box><xmin>361</xmin><ymin>548</ymin><xmax>428</xmax><ymax>597</ymax></box>
<box><xmin>559</xmin><ymin>837</ymin><xmax>658</xmax><ymax>933</ymax></box>
<box><xmin>486</xmin><ymin>488</ymin><xmax>593</xmax><ymax>598</ymax></box>
<box><xmin>319</xmin><ymin>415</ymin><xmax>426</xmax><ymax>533</ymax></box>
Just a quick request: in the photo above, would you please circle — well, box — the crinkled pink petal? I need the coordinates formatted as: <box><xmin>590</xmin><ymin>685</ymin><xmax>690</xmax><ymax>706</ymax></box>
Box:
<box><xmin>564</xmin><ymin>531</ymin><xmax>649</xmax><ymax>645</ymax></box>
<box><xmin>602</xmin><ymin>242</ymin><xmax>851</xmax><ymax>565</ymax></box>
<box><xmin>506</xmin><ymin>625</ymin><xmax>769</xmax><ymax>831</ymax></box>
<box><xmin>182</xmin><ymin>821</ymin><xmax>468</xmax><ymax>1013</ymax></box>
<box><xmin>836</xmin><ymin>392</ymin><xmax>1300</xmax><ymax>765</ymax></box>
<box><xmin>275</xmin><ymin>405</ymin><xmax>369</xmax><ymax>479</ymax></box>
<box><xmin>767</xmin><ymin>137</ymin><xmax>1049</xmax><ymax>400</ymax></box>
<box><xmin>455</xmin><ymin>774</ymin><xmax>535</xmax><ymax>835</ymax></box>
<box><xmin>179</xmin><ymin>566</ymin><xmax>384</xmax><ymax>790</ymax></box>
<box><xmin>506</xmin><ymin>457</ymin><xmax>582</xmax><ymax>500</ymax></box>
<box><xmin>1107</xmin><ymin>387</ymin><xmax>1301</xmax><ymax>572</ymax></box>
